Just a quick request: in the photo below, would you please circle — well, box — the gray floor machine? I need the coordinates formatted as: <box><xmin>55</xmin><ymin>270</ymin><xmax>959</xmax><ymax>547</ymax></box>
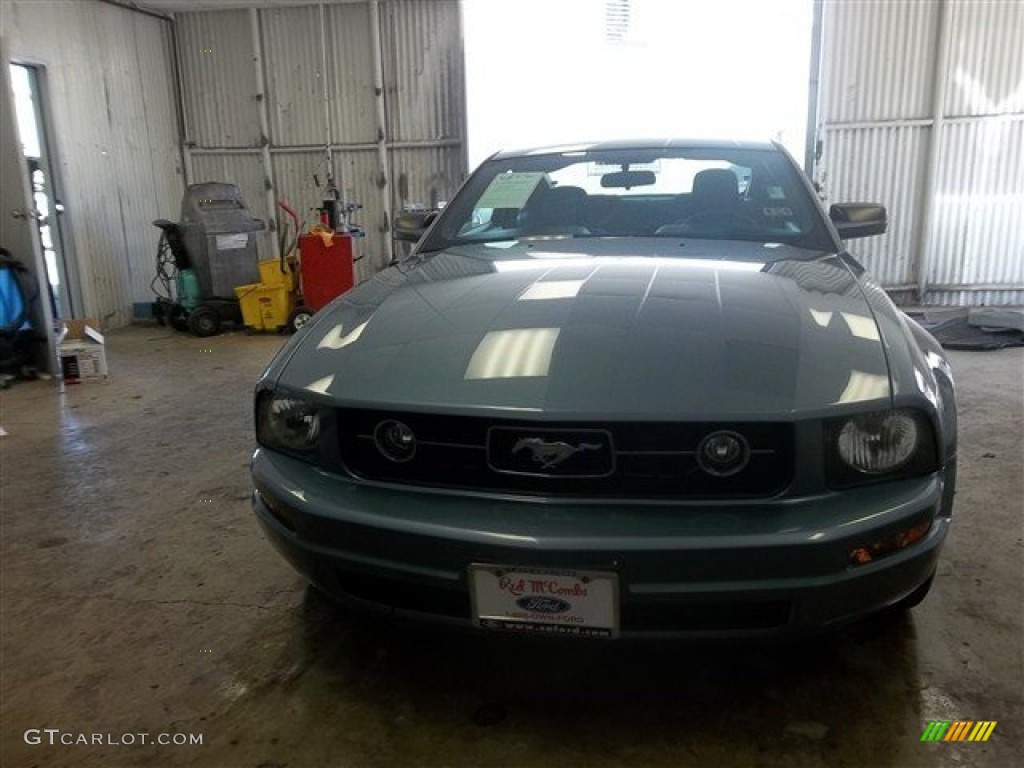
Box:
<box><xmin>152</xmin><ymin>183</ymin><xmax>264</xmax><ymax>337</ymax></box>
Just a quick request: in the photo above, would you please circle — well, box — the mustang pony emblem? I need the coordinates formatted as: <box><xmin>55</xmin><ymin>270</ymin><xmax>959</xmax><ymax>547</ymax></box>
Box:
<box><xmin>512</xmin><ymin>437</ymin><xmax>604</xmax><ymax>469</ymax></box>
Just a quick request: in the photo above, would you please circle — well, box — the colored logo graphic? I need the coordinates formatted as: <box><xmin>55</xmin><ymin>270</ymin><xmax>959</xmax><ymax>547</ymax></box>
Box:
<box><xmin>921</xmin><ymin>721</ymin><xmax>997</xmax><ymax>742</ymax></box>
<box><xmin>515</xmin><ymin>596</ymin><xmax>572</xmax><ymax>614</ymax></box>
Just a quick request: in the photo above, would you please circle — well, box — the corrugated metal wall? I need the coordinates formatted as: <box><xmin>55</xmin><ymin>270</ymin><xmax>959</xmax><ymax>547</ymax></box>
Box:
<box><xmin>816</xmin><ymin>0</ymin><xmax>1023</xmax><ymax>306</ymax></box>
<box><xmin>1</xmin><ymin>0</ymin><xmax>184</xmax><ymax>328</ymax></box>
<box><xmin>176</xmin><ymin>0</ymin><xmax>467</xmax><ymax>282</ymax></box>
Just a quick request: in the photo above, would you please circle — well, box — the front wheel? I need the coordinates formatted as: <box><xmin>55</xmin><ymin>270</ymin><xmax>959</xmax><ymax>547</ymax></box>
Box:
<box><xmin>287</xmin><ymin>306</ymin><xmax>314</xmax><ymax>333</ymax></box>
<box><xmin>188</xmin><ymin>306</ymin><xmax>220</xmax><ymax>337</ymax></box>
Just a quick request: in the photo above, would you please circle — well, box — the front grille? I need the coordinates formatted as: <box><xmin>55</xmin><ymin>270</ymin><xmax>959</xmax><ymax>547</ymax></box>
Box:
<box><xmin>337</xmin><ymin>408</ymin><xmax>793</xmax><ymax>500</ymax></box>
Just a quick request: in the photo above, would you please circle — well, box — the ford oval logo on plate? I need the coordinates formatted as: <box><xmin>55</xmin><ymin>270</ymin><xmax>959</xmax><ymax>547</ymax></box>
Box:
<box><xmin>516</xmin><ymin>596</ymin><xmax>571</xmax><ymax>614</ymax></box>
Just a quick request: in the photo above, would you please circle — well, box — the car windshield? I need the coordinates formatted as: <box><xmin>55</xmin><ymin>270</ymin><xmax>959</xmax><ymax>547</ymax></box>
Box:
<box><xmin>420</xmin><ymin>146</ymin><xmax>833</xmax><ymax>253</ymax></box>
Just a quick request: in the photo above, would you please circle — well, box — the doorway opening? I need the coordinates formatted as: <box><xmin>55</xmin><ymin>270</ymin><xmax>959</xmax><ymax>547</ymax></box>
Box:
<box><xmin>463</xmin><ymin>0</ymin><xmax>814</xmax><ymax>166</ymax></box>
<box><xmin>9</xmin><ymin>63</ymin><xmax>73</xmax><ymax>321</ymax></box>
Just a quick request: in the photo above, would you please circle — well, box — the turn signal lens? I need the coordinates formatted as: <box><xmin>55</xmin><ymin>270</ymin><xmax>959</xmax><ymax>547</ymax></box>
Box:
<box><xmin>849</xmin><ymin>518</ymin><xmax>932</xmax><ymax>566</ymax></box>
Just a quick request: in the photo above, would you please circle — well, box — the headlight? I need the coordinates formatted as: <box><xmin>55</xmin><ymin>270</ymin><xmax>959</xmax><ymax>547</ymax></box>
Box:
<box><xmin>838</xmin><ymin>411</ymin><xmax>917</xmax><ymax>473</ymax></box>
<box><xmin>256</xmin><ymin>392</ymin><xmax>321</xmax><ymax>455</ymax></box>
<box><xmin>825</xmin><ymin>408</ymin><xmax>938</xmax><ymax>487</ymax></box>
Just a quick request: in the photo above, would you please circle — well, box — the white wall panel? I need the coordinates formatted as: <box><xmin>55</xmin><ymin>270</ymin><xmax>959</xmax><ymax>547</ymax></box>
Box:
<box><xmin>2</xmin><ymin>0</ymin><xmax>184</xmax><ymax>327</ymax></box>
<box><xmin>176</xmin><ymin>10</ymin><xmax>261</xmax><ymax>147</ymax></box>
<box><xmin>929</xmin><ymin>290</ymin><xmax>1024</xmax><ymax>307</ymax></box>
<box><xmin>175</xmin><ymin>0</ymin><xmax>467</xmax><ymax>288</ymax></box>
<box><xmin>382</xmin><ymin>0</ymin><xmax>464</xmax><ymax>142</ymax></box>
<box><xmin>390</xmin><ymin>144</ymin><xmax>464</xmax><ymax>212</ymax></box>
<box><xmin>819</xmin><ymin>125</ymin><xmax>928</xmax><ymax>289</ymax></box>
<box><xmin>818</xmin><ymin>0</ymin><xmax>1023</xmax><ymax>306</ymax></box>
<box><xmin>261</xmin><ymin>4</ymin><xmax>327</xmax><ymax>146</ymax></box>
<box><xmin>325</xmin><ymin>1</ymin><xmax>377</xmax><ymax>147</ymax></box>
<box><xmin>930</xmin><ymin>118</ymin><xmax>1024</xmax><ymax>288</ymax></box>
<box><xmin>944</xmin><ymin>0</ymin><xmax>1024</xmax><ymax>118</ymax></box>
<box><xmin>820</xmin><ymin>0</ymin><xmax>937</xmax><ymax>123</ymax></box>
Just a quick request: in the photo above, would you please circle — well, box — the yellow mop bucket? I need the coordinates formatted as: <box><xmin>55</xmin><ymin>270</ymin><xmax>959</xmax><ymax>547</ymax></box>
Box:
<box><xmin>257</xmin><ymin>257</ymin><xmax>298</xmax><ymax>292</ymax></box>
<box><xmin>235</xmin><ymin>282</ymin><xmax>293</xmax><ymax>332</ymax></box>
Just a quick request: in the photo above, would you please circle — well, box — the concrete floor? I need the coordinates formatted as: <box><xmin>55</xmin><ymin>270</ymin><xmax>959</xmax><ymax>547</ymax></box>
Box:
<box><xmin>1</xmin><ymin>325</ymin><xmax>1021</xmax><ymax>768</ymax></box>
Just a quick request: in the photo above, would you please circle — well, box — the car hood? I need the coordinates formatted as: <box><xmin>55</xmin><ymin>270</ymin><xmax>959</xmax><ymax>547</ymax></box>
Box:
<box><xmin>272</xmin><ymin>240</ymin><xmax>892</xmax><ymax>419</ymax></box>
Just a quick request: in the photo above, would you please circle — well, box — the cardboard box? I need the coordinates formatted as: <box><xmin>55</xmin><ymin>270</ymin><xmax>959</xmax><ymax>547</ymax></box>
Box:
<box><xmin>59</xmin><ymin>318</ymin><xmax>107</xmax><ymax>382</ymax></box>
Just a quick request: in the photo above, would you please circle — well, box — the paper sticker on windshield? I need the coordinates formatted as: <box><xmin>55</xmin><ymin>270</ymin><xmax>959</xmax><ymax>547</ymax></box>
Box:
<box><xmin>477</xmin><ymin>172</ymin><xmax>545</xmax><ymax>209</ymax></box>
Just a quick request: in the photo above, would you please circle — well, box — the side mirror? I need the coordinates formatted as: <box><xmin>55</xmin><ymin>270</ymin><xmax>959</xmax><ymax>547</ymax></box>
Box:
<box><xmin>393</xmin><ymin>211</ymin><xmax>438</xmax><ymax>243</ymax></box>
<box><xmin>829</xmin><ymin>203</ymin><xmax>887</xmax><ymax>239</ymax></box>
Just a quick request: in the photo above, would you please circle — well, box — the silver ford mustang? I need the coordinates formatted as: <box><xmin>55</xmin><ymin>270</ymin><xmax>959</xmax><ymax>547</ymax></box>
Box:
<box><xmin>251</xmin><ymin>140</ymin><xmax>957</xmax><ymax>638</ymax></box>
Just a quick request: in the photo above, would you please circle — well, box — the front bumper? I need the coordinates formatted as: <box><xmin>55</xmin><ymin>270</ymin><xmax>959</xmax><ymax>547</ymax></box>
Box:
<box><xmin>251</xmin><ymin>448</ymin><xmax>952</xmax><ymax>638</ymax></box>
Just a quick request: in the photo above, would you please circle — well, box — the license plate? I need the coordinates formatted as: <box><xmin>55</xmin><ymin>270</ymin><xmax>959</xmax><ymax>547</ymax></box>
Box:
<box><xmin>469</xmin><ymin>565</ymin><xmax>619</xmax><ymax>638</ymax></box>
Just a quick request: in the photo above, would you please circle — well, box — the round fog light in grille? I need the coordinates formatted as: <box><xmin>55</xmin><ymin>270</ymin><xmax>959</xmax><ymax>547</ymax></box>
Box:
<box><xmin>697</xmin><ymin>431</ymin><xmax>750</xmax><ymax>477</ymax></box>
<box><xmin>374</xmin><ymin>419</ymin><xmax>417</xmax><ymax>463</ymax></box>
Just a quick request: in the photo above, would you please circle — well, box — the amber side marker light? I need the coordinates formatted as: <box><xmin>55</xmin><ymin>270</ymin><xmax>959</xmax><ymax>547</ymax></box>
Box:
<box><xmin>259</xmin><ymin>490</ymin><xmax>299</xmax><ymax>533</ymax></box>
<box><xmin>849</xmin><ymin>519</ymin><xmax>932</xmax><ymax>566</ymax></box>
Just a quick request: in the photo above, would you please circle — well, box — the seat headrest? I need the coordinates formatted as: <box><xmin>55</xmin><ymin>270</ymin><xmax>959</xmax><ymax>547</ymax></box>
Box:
<box><xmin>692</xmin><ymin>169</ymin><xmax>739</xmax><ymax>204</ymax></box>
<box><xmin>524</xmin><ymin>185</ymin><xmax>587</xmax><ymax>229</ymax></box>
<box><xmin>548</xmin><ymin>186</ymin><xmax>586</xmax><ymax>205</ymax></box>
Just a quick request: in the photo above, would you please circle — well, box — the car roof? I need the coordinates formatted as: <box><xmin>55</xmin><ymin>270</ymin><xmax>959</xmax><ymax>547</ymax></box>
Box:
<box><xmin>489</xmin><ymin>138</ymin><xmax>780</xmax><ymax>160</ymax></box>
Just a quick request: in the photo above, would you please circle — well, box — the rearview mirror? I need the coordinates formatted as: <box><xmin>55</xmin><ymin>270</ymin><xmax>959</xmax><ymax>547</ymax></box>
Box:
<box><xmin>393</xmin><ymin>210</ymin><xmax>438</xmax><ymax>243</ymax></box>
<box><xmin>601</xmin><ymin>170</ymin><xmax>656</xmax><ymax>189</ymax></box>
<box><xmin>829</xmin><ymin>203</ymin><xmax>887</xmax><ymax>239</ymax></box>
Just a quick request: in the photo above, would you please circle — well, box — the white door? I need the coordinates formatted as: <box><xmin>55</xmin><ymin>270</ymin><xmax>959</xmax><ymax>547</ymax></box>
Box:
<box><xmin>0</xmin><ymin>37</ymin><xmax>55</xmax><ymax>374</ymax></box>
